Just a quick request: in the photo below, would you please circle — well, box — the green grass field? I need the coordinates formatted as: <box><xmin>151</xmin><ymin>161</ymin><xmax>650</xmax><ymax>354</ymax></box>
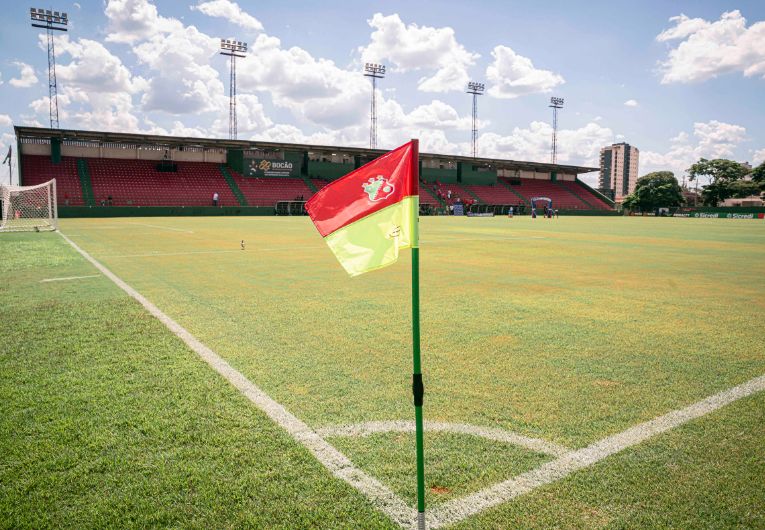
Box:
<box><xmin>2</xmin><ymin>216</ymin><xmax>764</xmax><ymax>528</ymax></box>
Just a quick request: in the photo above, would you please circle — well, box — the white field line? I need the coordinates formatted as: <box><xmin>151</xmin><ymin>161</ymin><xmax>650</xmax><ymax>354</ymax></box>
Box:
<box><xmin>427</xmin><ymin>373</ymin><xmax>765</xmax><ymax>529</ymax></box>
<box><xmin>317</xmin><ymin>421</ymin><xmax>570</xmax><ymax>457</ymax></box>
<box><xmin>57</xmin><ymin>231</ymin><xmax>418</xmax><ymax>529</ymax></box>
<box><xmin>126</xmin><ymin>222</ymin><xmax>194</xmax><ymax>234</ymax></box>
<box><xmin>40</xmin><ymin>274</ymin><xmax>100</xmax><ymax>283</ymax></box>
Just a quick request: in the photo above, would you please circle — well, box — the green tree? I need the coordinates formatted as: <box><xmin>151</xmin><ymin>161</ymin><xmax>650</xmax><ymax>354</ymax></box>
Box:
<box><xmin>687</xmin><ymin>158</ymin><xmax>751</xmax><ymax>206</ymax></box>
<box><xmin>750</xmin><ymin>162</ymin><xmax>765</xmax><ymax>185</ymax></box>
<box><xmin>622</xmin><ymin>171</ymin><xmax>684</xmax><ymax>211</ymax></box>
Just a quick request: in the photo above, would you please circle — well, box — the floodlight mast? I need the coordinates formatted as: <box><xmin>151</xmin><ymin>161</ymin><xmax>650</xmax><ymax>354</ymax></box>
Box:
<box><xmin>364</xmin><ymin>63</ymin><xmax>385</xmax><ymax>149</ymax></box>
<box><xmin>466</xmin><ymin>81</ymin><xmax>485</xmax><ymax>158</ymax></box>
<box><xmin>220</xmin><ymin>39</ymin><xmax>247</xmax><ymax>140</ymax></box>
<box><xmin>549</xmin><ymin>96</ymin><xmax>564</xmax><ymax>164</ymax></box>
<box><xmin>30</xmin><ymin>8</ymin><xmax>68</xmax><ymax>129</ymax></box>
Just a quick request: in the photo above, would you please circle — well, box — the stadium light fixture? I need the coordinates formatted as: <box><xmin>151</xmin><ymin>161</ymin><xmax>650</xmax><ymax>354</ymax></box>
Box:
<box><xmin>220</xmin><ymin>38</ymin><xmax>247</xmax><ymax>57</ymax></box>
<box><xmin>30</xmin><ymin>7</ymin><xmax>68</xmax><ymax>129</ymax></box>
<box><xmin>466</xmin><ymin>82</ymin><xmax>485</xmax><ymax>94</ymax></box>
<box><xmin>466</xmin><ymin>81</ymin><xmax>485</xmax><ymax>158</ymax></box>
<box><xmin>30</xmin><ymin>8</ymin><xmax>68</xmax><ymax>30</ymax></box>
<box><xmin>364</xmin><ymin>63</ymin><xmax>386</xmax><ymax>149</ymax></box>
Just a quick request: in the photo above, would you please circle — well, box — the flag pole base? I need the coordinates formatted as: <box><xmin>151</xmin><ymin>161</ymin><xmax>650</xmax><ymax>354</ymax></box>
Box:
<box><xmin>417</xmin><ymin>511</ymin><xmax>426</xmax><ymax>530</ymax></box>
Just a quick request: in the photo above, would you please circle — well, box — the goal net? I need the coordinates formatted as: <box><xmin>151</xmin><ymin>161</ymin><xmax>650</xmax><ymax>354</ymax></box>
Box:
<box><xmin>0</xmin><ymin>179</ymin><xmax>58</xmax><ymax>232</ymax></box>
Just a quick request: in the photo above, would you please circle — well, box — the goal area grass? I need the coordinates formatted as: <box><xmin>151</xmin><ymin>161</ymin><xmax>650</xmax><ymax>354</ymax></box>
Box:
<box><xmin>1</xmin><ymin>216</ymin><xmax>763</xmax><ymax>528</ymax></box>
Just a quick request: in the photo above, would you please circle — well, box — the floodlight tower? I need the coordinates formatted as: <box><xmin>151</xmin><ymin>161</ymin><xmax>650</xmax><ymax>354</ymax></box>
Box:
<box><xmin>364</xmin><ymin>63</ymin><xmax>385</xmax><ymax>149</ymax></box>
<box><xmin>549</xmin><ymin>96</ymin><xmax>564</xmax><ymax>164</ymax></box>
<box><xmin>30</xmin><ymin>7</ymin><xmax>68</xmax><ymax>129</ymax></box>
<box><xmin>466</xmin><ymin>81</ymin><xmax>485</xmax><ymax>158</ymax></box>
<box><xmin>220</xmin><ymin>39</ymin><xmax>247</xmax><ymax>140</ymax></box>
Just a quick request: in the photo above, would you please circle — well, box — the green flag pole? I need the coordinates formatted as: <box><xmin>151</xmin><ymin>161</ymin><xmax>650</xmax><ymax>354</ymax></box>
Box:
<box><xmin>410</xmin><ymin>139</ymin><xmax>426</xmax><ymax>529</ymax></box>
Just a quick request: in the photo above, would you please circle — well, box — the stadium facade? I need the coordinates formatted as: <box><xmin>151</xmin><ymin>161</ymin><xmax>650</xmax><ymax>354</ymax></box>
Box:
<box><xmin>14</xmin><ymin>126</ymin><xmax>612</xmax><ymax>215</ymax></box>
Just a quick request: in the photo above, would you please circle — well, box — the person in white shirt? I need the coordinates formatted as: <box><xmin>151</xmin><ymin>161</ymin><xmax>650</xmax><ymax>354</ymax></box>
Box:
<box><xmin>212</xmin><ymin>192</ymin><xmax>219</xmax><ymax>207</ymax></box>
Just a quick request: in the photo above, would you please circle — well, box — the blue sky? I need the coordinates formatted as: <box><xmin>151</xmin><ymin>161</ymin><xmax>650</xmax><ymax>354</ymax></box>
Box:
<box><xmin>1</xmin><ymin>0</ymin><xmax>764</xmax><ymax>186</ymax></box>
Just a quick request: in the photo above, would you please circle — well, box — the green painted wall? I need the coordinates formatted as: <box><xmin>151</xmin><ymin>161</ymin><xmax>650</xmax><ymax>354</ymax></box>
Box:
<box><xmin>226</xmin><ymin>149</ymin><xmax>244</xmax><ymax>173</ymax></box>
<box><xmin>458</xmin><ymin>162</ymin><xmax>496</xmax><ymax>185</ymax></box>
<box><xmin>51</xmin><ymin>138</ymin><xmax>62</xmax><ymax>164</ymax></box>
<box><xmin>421</xmin><ymin>167</ymin><xmax>458</xmax><ymax>183</ymax></box>
<box><xmin>306</xmin><ymin>160</ymin><xmax>355</xmax><ymax>180</ymax></box>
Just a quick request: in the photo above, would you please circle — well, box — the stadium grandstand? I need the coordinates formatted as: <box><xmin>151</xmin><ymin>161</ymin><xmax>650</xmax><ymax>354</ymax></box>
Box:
<box><xmin>14</xmin><ymin>126</ymin><xmax>613</xmax><ymax>216</ymax></box>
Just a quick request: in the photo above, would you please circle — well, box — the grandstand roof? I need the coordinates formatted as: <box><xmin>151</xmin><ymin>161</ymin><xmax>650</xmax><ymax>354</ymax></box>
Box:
<box><xmin>14</xmin><ymin>125</ymin><xmax>598</xmax><ymax>174</ymax></box>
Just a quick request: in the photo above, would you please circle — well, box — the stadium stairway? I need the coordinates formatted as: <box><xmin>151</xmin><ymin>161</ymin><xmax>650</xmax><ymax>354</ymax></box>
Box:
<box><xmin>219</xmin><ymin>165</ymin><xmax>248</xmax><ymax>206</ymax></box>
<box><xmin>302</xmin><ymin>176</ymin><xmax>318</xmax><ymax>194</ymax></box>
<box><xmin>573</xmin><ymin>179</ymin><xmax>615</xmax><ymax>209</ymax></box>
<box><xmin>459</xmin><ymin>184</ymin><xmax>482</xmax><ymax>204</ymax></box>
<box><xmin>420</xmin><ymin>185</ymin><xmax>445</xmax><ymax>207</ymax></box>
<box><xmin>497</xmin><ymin>179</ymin><xmax>530</xmax><ymax>205</ymax></box>
<box><xmin>76</xmin><ymin>159</ymin><xmax>96</xmax><ymax>206</ymax></box>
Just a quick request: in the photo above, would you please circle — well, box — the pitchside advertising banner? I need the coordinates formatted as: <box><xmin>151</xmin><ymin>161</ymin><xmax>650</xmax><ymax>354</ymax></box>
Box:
<box><xmin>673</xmin><ymin>212</ymin><xmax>765</xmax><ymax>219</ymax></box>
<box><xmin>244</xmin><ymin>156</ymin><xmax>298</xmax><ymax>177</ymax></box>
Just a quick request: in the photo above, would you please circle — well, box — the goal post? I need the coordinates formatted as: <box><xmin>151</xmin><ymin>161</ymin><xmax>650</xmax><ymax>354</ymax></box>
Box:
<box><xmin>0</xmin><ymin>179</ymin><xmax>58</xmax><ymax>232</ymax></box>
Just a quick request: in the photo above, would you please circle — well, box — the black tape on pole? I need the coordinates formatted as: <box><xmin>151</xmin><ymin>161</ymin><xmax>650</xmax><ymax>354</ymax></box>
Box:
<box><xmin>412</xmin><ymin>373</ymin><xmax>424</xmax><ymax>407</ymax></box>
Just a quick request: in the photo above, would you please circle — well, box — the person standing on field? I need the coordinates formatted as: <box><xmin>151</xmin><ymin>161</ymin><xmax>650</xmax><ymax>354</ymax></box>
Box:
<box><xmin>213</xmin><ymin>191</ymin><xmax>219</xmax><ymax>207</ymax></box>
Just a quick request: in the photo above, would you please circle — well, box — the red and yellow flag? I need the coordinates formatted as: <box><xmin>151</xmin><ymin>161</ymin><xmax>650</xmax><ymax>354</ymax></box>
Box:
<box><xmin>306</xmin><ymin>141</ymin><xmax>419</xmax><ymax>276</ymax></box>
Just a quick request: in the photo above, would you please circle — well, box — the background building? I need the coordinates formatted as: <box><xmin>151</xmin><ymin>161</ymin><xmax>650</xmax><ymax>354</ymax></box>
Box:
<box><xmin>599</xmin><ymin>142</ymin><xmax>639</xmax><ymax>202</ymax></box>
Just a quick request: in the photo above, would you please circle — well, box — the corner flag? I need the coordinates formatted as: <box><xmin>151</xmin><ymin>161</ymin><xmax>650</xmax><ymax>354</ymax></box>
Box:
<box><xmin>307</xmin><ymin>140</ymin><xmax>428</xmax><ymax>528</ymax></box>
<box><xmin>306</xmin><ymin>141</ymin><xmax>419</xmax><ymax>276</ymax></box>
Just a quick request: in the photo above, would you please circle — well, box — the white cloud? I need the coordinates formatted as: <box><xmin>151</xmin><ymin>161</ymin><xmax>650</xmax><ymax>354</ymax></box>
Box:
<box><xmin>624</xmin><ymin>99</ymin><xmax>638</xmax><ymax>107</ymax></box>
<box><xmin>19</xmin><ymin>33</ymin><xmax>153</xmax><ymax>133</ymax></box>
<box><xmin>381</xmin><ymin>99</ymin><xmax>476</xmax><ymax>132</ymax></box>
<box><xmin>656</xmin><ymin>14</ymin><xmax>710</xmax><ymax>42</ymax></box>
<box><xmin>211</xmin><ymin>93</ymin><xmax>272</xmax><ymax>136</ymax></box>
<box><xmin>477</xmin><ymin>121</ymin><xmax>613</xmax><ymax>166</ymax></box>
<box><xmin>238</xmin><ymin>33</ymin><xmax>369</xmax><ymax>129</ymax></box>
<box><xmin>136</xmin><ymin>33</ymin><xmax>222</xmax><ymax>114</ymax></box>
<box><xmin>641</xmin><ymin>120</ymin><xmax>747</xmax><ymax>180</ymax></box>
<box><xmin>0</xmin><ymin>114</ymin><xmax>12</xmax><ymax>128</ymax></box>
<box><xmin>486</xmin><ymin>45</ymin><xmax>564</xmax><ymax>99</ymax></box>
<box><xmin>9</xmin><ymin>62</ymin><xmax>39</xmax><ymax>88</ymax></box>
<box><xmin>54</xmin><ymin>37</ymin><xmax>146</xmax><ymax>94</ymax></box>
<box><xmin>191</xmin><ymin>0</ymin><xmax>263</xmax><ymax>31</ymax></box>
<box><xmin>359</xmin><ymin>13</ymin><xmax>479</xmax><ymax>93</ymax></box>
<box><xmin>753</xmin><ymin>148</ymin><xmax>765</xmax><ymax>166</ymax></box>
<box><xmin>105</xmin><ymin>0</ymin><xmax>182</xmax><ymax>44</ymax></box>
<box><xmin>657</xmin><ymin>10</ymin><xmax>765</xmax><ymax>83</ymax></box>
